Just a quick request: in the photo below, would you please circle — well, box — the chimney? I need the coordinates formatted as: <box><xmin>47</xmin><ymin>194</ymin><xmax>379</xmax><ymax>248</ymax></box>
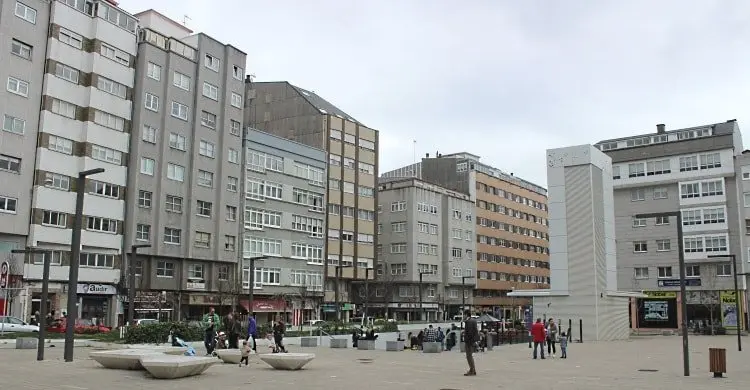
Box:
<box><xmin>727</xmin><ymin>119</ymin><xmax>737</xmax><ymax>123</ymax></box>
<box><xmin>425</xmin><ymin>153</ymin><xmax>430</xmax><ymax>158</ymax></box>
<box><xmin>245</xmin><ymin>75</ymin><xmax>253</xmax><ymax>84</ymax></box>
<box><xmin>656</xmin><ymin>124</ymin><xmax>665</xmax><ymax>134</ymax></box>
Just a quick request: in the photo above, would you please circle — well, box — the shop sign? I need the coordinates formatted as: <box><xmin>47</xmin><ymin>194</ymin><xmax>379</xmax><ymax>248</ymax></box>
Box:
<box><xmin>238</xmin><ymin>299</ymin><xmax>289</xmax><ymax>312</ymax></box>
<box><xmin>77</xmin><ymin>283</ymin><xmax>117</xmax><ymax>295</ymax></box>
<box><xmin>720</xmin><ymin>290</ymin><xmax>742</xmax><ymax>330</ymax></box>
<box><xmin>0</xmin><ymin>262</ymin><xmax>8</xmax><ymax>289</ymax></box>
<box><xmin>322</xmin><ymin>304</ymin><xmax>336</xmax><ymax>313</ymax></box>
<box><xmin>658</xmin><ymin>279</ymin><xmax>701</xmax><ymax>287</ymax></box>
<box><xmin>643</xmin><ymin>291</ymin><xmax>677</xmax><ymax>298</ymax></box>
<box><xmin>186</xmin><ymin>281</ymin><xmax>206</xmax><ymax>291</ymax></box>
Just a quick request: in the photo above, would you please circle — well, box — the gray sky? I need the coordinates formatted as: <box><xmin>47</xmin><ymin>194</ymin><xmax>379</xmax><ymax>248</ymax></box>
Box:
<box><xmin>123</xmin><ymin>0</ymin><xmax>750</xmax><ymax>188</ymax></box>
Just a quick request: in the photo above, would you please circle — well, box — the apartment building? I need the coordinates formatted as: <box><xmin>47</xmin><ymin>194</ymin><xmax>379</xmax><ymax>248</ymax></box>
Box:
<box><xmin>240</xmin><ymin>128</ymin><xmax>326</xmax><ymax>324</ymax></box>
<box><xmin>381</xmin><ymin>152</ymin><xmax>550</xmax><ymax>320</ymax></box>
<box><xmin>0</xmin><ymin>0</ymin><xmax>51</xmax><ymax>316</ymax></box>
<box><xmin>362</xmin><ymin>177</ymin><xmax>474</xmax><ymax>322</ymax></box>
<box><xmin>123</xmin><ymin>10</ymin><xmax>247</xmax><ymax>321</ymax></box>
<box><xmin>595</xmin><ymin>121</ymin><xmax>746</xmax><ymax>331</ymax></box>
<box><xmin>245</xmin><ymin>82</ymin><xmax>378</xmax><ymax>321</ymax></box>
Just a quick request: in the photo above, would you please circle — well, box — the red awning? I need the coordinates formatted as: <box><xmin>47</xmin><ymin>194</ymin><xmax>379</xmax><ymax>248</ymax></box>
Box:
<box><xmin>239</xmin><ymin>299</ymin><xmax>290</xmax><ymax>312</ymax></box>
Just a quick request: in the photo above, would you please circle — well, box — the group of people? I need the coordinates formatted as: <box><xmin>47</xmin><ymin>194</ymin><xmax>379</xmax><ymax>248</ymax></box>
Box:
<box><xmin>530</xmin><ymin>317</ymin><xmax>568</xmax><ymax>359</ymax></box>
<box><xmin>200</xmin><ymin>306</ymin><xmax>289</xmax><ymax>367</ymax></box>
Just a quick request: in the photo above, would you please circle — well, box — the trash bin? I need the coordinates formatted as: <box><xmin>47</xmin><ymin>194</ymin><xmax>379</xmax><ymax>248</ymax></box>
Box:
<box><xmin>709</xmin><ymin>348</ymin><xmax>727</xmax><ymax>378</ymax></box>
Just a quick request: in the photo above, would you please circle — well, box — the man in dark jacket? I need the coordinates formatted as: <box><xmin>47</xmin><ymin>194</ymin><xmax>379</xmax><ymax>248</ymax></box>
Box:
<box><xmin>463</xmin><ymin>310</ymin><xmax>479</xmax><ymax>376</ymax></box>
<box><xmin>224</xmin><ymin>313</ymin><xmax>241</xmax><ymax>349</ymax></box>
<box><xmin>272</xmin><ymin>319</ymin><xmax>287</xmax><ymax>353</ymax></box>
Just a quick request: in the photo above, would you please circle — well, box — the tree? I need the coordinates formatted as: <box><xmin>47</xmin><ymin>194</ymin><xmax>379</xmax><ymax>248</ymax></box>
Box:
<box><xmin>695</xmin><ymin>264</ymin><xmax>721</xmax><ymax>335</ymax></box>
<box><xmin>216</xmin><ymin>276</ymin><xmax>243</xmax><ymax>315</ymax></box>
<box><xmin>1</xmin><ymin>252</ymin><xmax>24</xmax><ymax>317</ymax></box>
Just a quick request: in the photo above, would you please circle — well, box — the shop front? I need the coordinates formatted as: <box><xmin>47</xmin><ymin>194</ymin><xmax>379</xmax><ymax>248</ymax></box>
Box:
<box><xmin>719</xmin><ymin>290</ymin><xmax>744</xmax><ymax>331</ymax></box>
<box><xmin>76</xmin><ymin>283</ymin><xmax>118</xmax><ymax>327</ymax></box>
<box><xmin>239</xmin><ymin>298</ymin><xmax>292</xmax><ymax>324</ymax></box>
<box><xmin>633</xmin><ymin>291</ymin><xmax>679</xmax><ymax>330</ymax></box>
<box><xmin>321</xmin><ymin>303</ymin><xmax>355</xmax><ymax>322</ymax></box>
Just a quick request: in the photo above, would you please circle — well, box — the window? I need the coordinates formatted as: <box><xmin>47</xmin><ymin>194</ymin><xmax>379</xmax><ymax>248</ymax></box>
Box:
<box><xmin>233</xmin><ymin>65</ymin><xmax>243</xmax><ymax>80</ymax></box>
<box><xmin>50</xmin><ymin>99</ymin><xmax>75</xmax><ymax>118</ymax></box>
<box><xmin>138</xmin><ymin>190</ymin><xmax>152</xmax><ymax>208</ymax></box>
<box><xmin>230</xmin><ymin>120</ymin><xmax>241</xmax><ymax>136</ymax></box>
<box><xmin>244</xmin><ymin>236</ymin><xmax>282</xmax><ymax>257</ymax></box>
<box><xmin>247</xmin><ymin>149</ymin><xmax>284</xmax><ymax>172</ymax></box>
<box><xmin>45</xmin><ymin>173</ymin><xmax>69</xmax><ymax>191</ymax></box>
<box><xmin>170</xmin><ymin>101</ymin><xmax>188</xmax><ymax>120</ymax></box>
<box><xmin>42</xmin><ymin>210</ymin><xmax>66</xmax><ymax>227</ymax></box>
<box><xmin>700</xmin><ymin>152</ymin><xmax>721</xmax><ymax>169</ymax></box>
<box><xmin>628</xmin><ymin>163</ymin><xmax>645</xmax><ymax>178</ymax></box>
<box><xmin>646</xmin><ymin>159</ymin><xmax>670</xmax><ymax>175</ymax></box>
<box><xmin>703</xmin><ymin>207</ymin><xmax>726</xmax><ymax>224</ymax></box>
<box><xmin>58</xmin><ymin>28</ymin><xmax>82</xmax><ymax>49</ymax></box>
<box><xmin>683</xmin><ymin>236</ymin><xmax>703</xmax><ymax>253</ymax></box>
<box><xmin>11</xmin><ymin>39</ymin><xmax>32</xmax><ymax>60</ymax></box>
<box><xmin>701</xmin><ymin>180</ymin><xmax>723</xmax><ymax>197</ymax></box>
<box><xmin>15</xmin><ymin>2</ymin><xmax>37</xmax><ymax>24</ymax></box>
<box><xmin>197</xmin><ymin>170</ymin><xmax>214</xmax><ymax>187</ymax></box>
<box><xmin>293</xmin><ymin>163</ymin><xmax>324</xmax><ymax>186</ymax></box>
<box><xmin>680</xmin><ymin>182</ymin><xmax>700</xmax><ymax>199</ymax></box>
<box><xmin>679</xmin><ymin>156</ymin><xmax>698</xmax><ymax>172</ymax></box>
<box><xmin>656</xmin><ymin>239</ymin><xmax>671</xmax><ymax>251</ymax></box>
<box><xmin>79</xmin><ymin>253</ymin><xmax>114</xmax><ymax>268</ymax></box>
<box><xmin>392</xmin><ymin>222</ymin><xmax>406</xmax><ymax>232</ymax></box>
<box><xmin>329</xmin><ymin>154</ymin><xmax>341</xmax><ymax>166</ymax></box>
<box><xmin>224</xmin><ymin>235</ymin><xmax>236</xmax><ymax>251</ymax></box>
<box><xmin>255</xmin><ymin>268</ymin><xmax>281</xmax><ymax>286</ymax></box>
<box><xmin>655</xmin><ymin>216</ymin><xmax>669</xmax><ymax>225</ymax></box>
<box><xmin>682</xmin><ymin>209</ymin><xmax>701</xmax><ymax>225</ymax></box>
<box><xmin>292</xmin><ymin>188</ymin><xmax>324</xmax><ymax>211</ymax></box>
<box><xmin>147</xmin><ymin>62</ymin><xmax>161</xmax><ymax>80</ymax></box>
<box><xmin>91</xmin><ymin>181</ymin><xmax>119</xmax><ymax>198</ymax></box>
<box><xmin>343</xmin><ymin>181</ymin><xmax>355</xmax><ymax>194</ymax></box>
<box><xmin>172</xmin><ymin>71</ymin><xmax>190</xmax><ymax>90</ymax></box>
<box><xmin>86</xmin><ymin>216</ymin><xmax>117</xmax><ymax>233</ymax></box>
<box><xmin>136</xmin><ymin>224</ymin><xmax>150</xmax><ymax>241</ymax></box>
<box><xmin>200</xmin><ymin>111</ymin><xmax>217</xmax><ymax>129</ymax></box>
<box><xmin>686</xmin><ymin>265</ymin><xmax>700</xmax><ymax>278</ymax></box>
<box><xmin>217</xmin><ymin>265</ymin><xmax>230</xmax><ymax>280</ymax></box>
<box><xmin>156</xmin><ymin>261</ymin><xmax>175</xmax><ymax>277</ymax></box>
<box><xmin>196</xmin><ymin>200</ymin><xmax>212</xmax><ymax>217</ymax></box>
<box><xmin>164</xmin><ymin>227</ymin><xmax>181</xmax><ymax>244</ymax></box>
<box><xmin>165</xmin><ymin>195</ymin><xmax>183</xmax><ymax>213</ymax></box>
<box><xmin>227</xmin><ymin>176</ymin><xmax>238</xmax><ymax>192</ymax></box>
<box><xmin>245</xmin><ymin>208</ymin><xmax>283</xmax><ymax>230</ymax></box>
<box><xmin>144</xmin><ymin>93</ymin><xmax>159</xmax><ymax>111</ymax></box>
<box><xmin>91</xmin><ymin>145</ymin><xmax>122</xmax><ymax>165</ymax></box>
<box><xmin>194</xmin><ymin>232</ymin><xmax>211</xmax><ymax>248</ymax></box>
<box><xmin>231</xmin><ymin>93</ymin><xmax>242</xmax><ymax>108</ymax></box>
<box><xmin>717</xmin><ymin>263</ymin><xmax>732</xmax><ymax>277</ymax></box>
<box><xmin>745</xmin><ymin>193</ymin><xmax>750</xmax><ymax>207</ymax></box>
<box><xmin>391</xmin><ymin>201</ymin><xmax>407</xmax><ymax>212</ymax></box>
<box><xmin>93</xmin><ymin>110</ymin><xmax>125</xmax><ymax>131</ymax></box>
<box><xmin>291</xmin><ymin>215</ymin><xmax>324</xmax><ymax>236</ymax></box>
<box><xmin>202</xmin><ymin>82</ymin><xmax>218</xmax><ymax>100</ymax></box>
<box><xmin>0</xmin><ymin>196</ymin><xmax>17</xmax><ymax>214</ymax></box>
<box><xmin>633</xmin><ymin>241</ymin><xmax>647</xmax><ymax>253</ymax></box>
<box><xmin>48</xmin><ymin>135</ymin><xmax>73</xmax><ymax>154</ymax></box>
<box><xmin>226</xmin><ymin>205</ymin><xmax>237</xmax><ymax>221</ymax></box>
<box><xmin>204</xmin><ymin>54</ymin><xmax>220</xmax><ymax>71</ymax></box>
<box><xmin>291</xmin><ymin>243</ymin><xmax>324</xmax><ymax>264</ymax></box>
<box><xmin>358</xmin><ymin>186</ymin><xmax>374</xmax><ymax>197</ymax></box>
<box><xmin>359</xmin><ymin>162</ymin><xmax>375</xmax><ymax>175</ymax></box>
<box><xmin>390</xmin><ymin>243</ymin><xmax>407</xmax><ymax>254</ymax></box>
<box><xmin>97</xmin><ymin>76</ymin><xmax>126</xmax><ymax>98</ymax></box>
<box><xmin>630</xmin><ymin>188</ymin><xmax>645</xmax><ymax>201</ymax></box>
<box><xmin>33</xmin><ymin>251</ymin><xmax>62</xmax><ymax>266</ymax></box>
<box><xmin>228</xmin><ymin>148</ymin><xmax>239</xmax><ymax>164</ymax></box>
<box><xmin>657</xmin><ymin>266</ymin><xmax>673</xmax><ymax>278</ymax></box>
<box><xmin>142</xmin><ymin>125</ymin><xmax>157</xmax><ymax>143</ymax></box>
<box><xmin>199</xmin><ymin>140</ymin><xmax>215</xmax><ymax>158</ymax></box>
<box><xmin>632</xmin><ymin>217</ymin><xmax>646</xmax><ymax>228</ymax></box>
<box><xmin>0</xmin><ymin>154</ymin><xmax>21</xmax><ymax>173</ymax></box>
<box><xmin>140</xmin><ymin>157</ymin><xmax>155</xmax><ymax>175</ymax></box>
<box><xmin>704</xmin><ymin>235</ymin><xmax>727</xmax><ymax>252</ymax></box>
<box><xmin>55</xmin><ymin>63</ymin><xmax>79</xmax><ymax>84</ymax></box>
<box><xmin>168</xmin><ymin>133</ymin><xmax>186</xmax><ymax>151</ymax></box>
<box><xmin>167</xmin><ymin>163</ymin><xmax>185</xmax><ymax>182</ymax></box>
<box><xmin>100</xmin><ymin>43</ymin><xmax>129</xmax><ymax>66</ymax></box>
<box><xmin>7</xmin><ymin>76</ymin><xmax>29</xmax><ymax>97</ymax></box>
<box><xmin>634</xmin><ymin>267</ymin><xmax>649</xmax><ymax>279</ymax></box>
<box><xmin>2</xmin><ymin>114</ymin><xmax>25</xmax><ymax>135</ymax></box>
<box><xmin>653</xmin><ymin>187</ymin><xmax>668</xmax><ymax>199</ymax></box>
<box><xmin>452</xmin><ymin>248</ymin><xmax>463</xmax><ymax>258</ymax></box>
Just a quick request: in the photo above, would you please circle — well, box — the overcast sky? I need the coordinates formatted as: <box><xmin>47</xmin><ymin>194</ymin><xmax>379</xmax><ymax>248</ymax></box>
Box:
<box><xmin>123</xmin><ymin>0</ymin><xmax>750</xmax><ymax>188</ymax></box>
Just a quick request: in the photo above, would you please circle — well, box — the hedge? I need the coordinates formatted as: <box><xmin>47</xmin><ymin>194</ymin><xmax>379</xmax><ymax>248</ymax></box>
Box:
<box><xmin>125</xmin><ymin>322</ymin><xmax>204</xmax><ymax>344</ymax></box>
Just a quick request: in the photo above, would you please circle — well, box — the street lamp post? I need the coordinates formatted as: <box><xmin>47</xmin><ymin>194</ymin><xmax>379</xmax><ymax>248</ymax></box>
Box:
<box><xmin>708</xmin><ymin>254</ymin><xmax>742</xmax><ymax>352</ymax></box>
<box><xmin>64</xmin><ymin>167</ymin><xmax>105</xmax><ymax>363</ymax></box>
<box><xmin>460</xmin><ymin>275</ymin><xmax>474</xmax><ymax>331</ymax></box>
<box><xmin>636</xmin><ymin>211</ymin><xmax>689</xmax><ymax>377</ymax></box>
<box><xmin>11</xmin><ymin>248</ymin><xmax>50</xmax><ymax>361</ymax></box>
<box><xmin>245</xmin><ymin>256</ymin><xmax>266</xmax><ymax>317</ymax></box>
<box><xmin>363</xmin><ymin>267</ymin><xmax>373</xmax><ymax>321</ymax></box>
<box><xmin>128</xmin><ymin>244</ymin><xmax>151</xmax><ymax>327</ymax></box>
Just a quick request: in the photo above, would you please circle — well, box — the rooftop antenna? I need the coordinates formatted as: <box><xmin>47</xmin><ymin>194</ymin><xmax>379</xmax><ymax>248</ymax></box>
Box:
<box><xmin>413</xmin><ymin>140</ymin><xmax>417</xmax><ymax>164</ymax></box>
<box><xmin>183</xmin><ymin>15</ymin><xmax>191</xmax><ymax>27</ymax></box>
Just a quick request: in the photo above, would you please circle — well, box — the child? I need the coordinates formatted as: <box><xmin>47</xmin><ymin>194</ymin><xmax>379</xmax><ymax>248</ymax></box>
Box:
<box><xmin>239</xmin><ymin>340</ymin><xmax>251</xmax><ymax>367</ymax></box>
<box><xmin>559</xmin><ymin>331</ymin><xmax>568</xmax><ymax>359</ymax></box>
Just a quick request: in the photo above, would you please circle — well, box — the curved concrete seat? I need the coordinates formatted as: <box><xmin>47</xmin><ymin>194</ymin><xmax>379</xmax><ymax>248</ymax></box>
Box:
<box><xmin>259</xmin><ymin>353</ymin><xmax>315</xmax><ymax>370</ymax></box>
<box><xmin>140</xmin><ymin>355</ymin><xmax>218</xmax><ymax>379</ymax></box>
<box><xmin>90</xmin><ymin>349</ymin><xmax>165</xmax><ymax>370</ymax></box>
<box><xmin>215</xmin><ymin>349</ymin><xmax>245</xmax><ymax>364</ymax></box>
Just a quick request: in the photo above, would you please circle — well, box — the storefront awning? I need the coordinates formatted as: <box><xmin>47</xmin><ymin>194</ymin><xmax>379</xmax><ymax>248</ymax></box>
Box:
<box><xmin>239</xmin><ymin>299</ymin><xmax>290</xmax><ymax>312</ymax></box>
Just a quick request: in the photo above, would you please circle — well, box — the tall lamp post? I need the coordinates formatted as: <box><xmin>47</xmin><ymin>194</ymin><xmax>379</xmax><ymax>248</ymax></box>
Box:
<box><xmin>245</xmin><ymin>256</ymin><xmax>266</xmax><ymax>317</ymax></box>
<box><xmin>11</xmin><ymin>247</ymin><xmax>49</xmax><ymax>361</ymax></box>
<box><xmin>636</xmin><ymin>211</ymin><xmax>689</xmax><ymax>377</ymax></box>
<box><xmin>460</xmin><ymin>275</ymin><xmax>474</xmax><ymax>330</ymax></box>
<box><xmin>708</xmin><ymin>254</ymin><xmax>742</xmax><ymax>352</ymax></box>
<box><xmin>363</xmin><ymin>267</ymin><xmax>373</xmax><ymax>321</ymax></box>
<box><xmin>64</xmin><ymin>167</ymin><xmax>105</xmax><ymax>363</ymax></box>
<box><xmin>127</xmin><ymin>244</ymin><xmax>151</xmax><ymax>327</ymax></box>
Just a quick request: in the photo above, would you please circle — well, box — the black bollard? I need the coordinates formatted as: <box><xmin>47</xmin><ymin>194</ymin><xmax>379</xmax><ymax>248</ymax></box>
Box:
<box><xmin>579</xmin><ymin>319</ymin><xmax>583</xmax><ymax>343</ymax></box>
<box><xmin>568</xmin><ymin>319</ymin><xmax>572</xmax><ymax>342</ymax></box>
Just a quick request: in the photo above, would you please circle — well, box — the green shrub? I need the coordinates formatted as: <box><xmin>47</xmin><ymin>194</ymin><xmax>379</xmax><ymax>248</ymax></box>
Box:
<box><xmin>124</xmin><ymin>322</ymin><xmax>203</xmax><ymax>344</ymax></box>
<box><xmin>377</xmin><ymin>321</ymin><xmax>399</xmax><ymax>333</ymax></box>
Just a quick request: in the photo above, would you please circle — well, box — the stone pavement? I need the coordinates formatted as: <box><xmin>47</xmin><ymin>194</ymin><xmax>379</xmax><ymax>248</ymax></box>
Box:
<box><xmin>0</xmin><ymin>336</ymin><xmax>747</xmax><ymax>389</ymax></box>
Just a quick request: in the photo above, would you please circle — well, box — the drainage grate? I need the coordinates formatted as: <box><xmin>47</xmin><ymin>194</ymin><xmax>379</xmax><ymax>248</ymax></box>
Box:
<box><xmin>638</xmin><ymin>369</ymin><xmax>659</xmax><ymax>372</ymax></box>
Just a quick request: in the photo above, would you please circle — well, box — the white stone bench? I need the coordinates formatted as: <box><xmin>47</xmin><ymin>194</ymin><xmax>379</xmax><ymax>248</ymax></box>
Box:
<box><xmin>259</xmin><ymin>353</ymin><xmax>315</xmax><ymax>370</ymax></box>
<box><xmin>16</xmin><ymin>337</ymin><xmax>37</xmax><ymax>350</ymax></box>
<box><xmin>330</xmin><ymin>338</ymin><xmax>347</xmax><ymax>348</ymax></box>
<box><xmin>140</xmin><ymin>355</ymin><xmax>218</xmax><ymax>379</ymax></box>
<box><xmin>386</xmin><ymin>340</ymin><xmax>404</xmax><ymax>351</ymax></box>
<box><xmin>423</xmin><ymin>341</ymin><xmax>442</xmax><ymax>353</ymax></box>
<box><xmin>90</xmin><ymin>349</ymin><xmax>165</xmax><ymax>370</ymax></box>
<box><xmin>357</xmin><ymin>339</ymin><xmax>375</xmax><ymax>350</ymax></box>
<box><xmin>215</xmin><ymin>349</ymin><xmax>245</xmax><ymax>364</ymax></box>
<box><xmin>300</xmin><ymin>337</ymin><xmax>318</xmax><ymax>347</ymax></box>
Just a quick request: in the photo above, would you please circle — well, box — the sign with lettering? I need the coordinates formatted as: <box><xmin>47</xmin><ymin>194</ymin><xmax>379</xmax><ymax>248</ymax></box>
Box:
<box><xmin>77</xmin><ymin>283</ymin><xmax>117</xmax><ymax>295</ymax></box>
<box><xmin>186</xmin><ymin>282</ymin><xmax>206</xmax><ymax>291</ymax></box>
<box><xmin>0</xmin><ymin>262</ymin><xmax>8</xmax><ymax>289</ymax></box>
<box><xmin>658</xmin><ymin>279</ymin><xmax>701</xmax><ymax>288</ymax></box>
<box><xmin>643</xmin><ymin>291</ymin><xmax>677</xmax><ymax>298</ymax></box>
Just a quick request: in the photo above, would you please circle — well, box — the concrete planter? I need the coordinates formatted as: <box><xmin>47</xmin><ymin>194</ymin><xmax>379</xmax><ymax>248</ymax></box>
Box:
<box><xmin>300</xmin><ymin>337</ymin><xmax>318</xmax><ymax>347</ymax></box>
<box><xmin>422</xmin><ymin>341</ymin><xmax>442</xmax><ymax>353</ymax></box>
<box><xmin>330</xmin><ymin>338</ymin><xmax>348</xmax><ymax>348</ymax></box>
<box><xmin>386</xmin><ymin>340</ymin><xmax>404</xmax><ymax>351</ymax></box>
<box><xmin>357</xmin><ymin>339</ymin><xmax>375</xmax><ymax>350</ymax></box>
<box><xmin>16</xmin><ymin>338</ymin><xmax>37</xmax><ymax>350</ymax></box>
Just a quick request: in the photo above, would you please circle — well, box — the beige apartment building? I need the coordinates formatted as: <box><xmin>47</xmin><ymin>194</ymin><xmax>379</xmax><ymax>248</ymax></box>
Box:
<box><xmin>245</xmin><ymin>81</ymin><xmax>378</xmax><ymax>320</ymax></box>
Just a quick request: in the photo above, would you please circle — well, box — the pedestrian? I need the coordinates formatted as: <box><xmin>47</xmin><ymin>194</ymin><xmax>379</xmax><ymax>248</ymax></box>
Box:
<box><xmin>239</xmin><ymin>340</ymin><xmax>251</xmax><ymax>367</ymax></box>
<box><xmin>247</xmin><ymin>313</ymin><xmax>257</xmax><ymax>352</ymax></box>
<box><xmin>225</xmin><ymin>313</ymin><xmax>240</xmax><ymax>349</ymax></box>
<box><xmin>531</xmin><ymin>318</ymin><xmax>546</xmax><ymax>359</ymax></box>
<box><xmin>437</xmin><ymin>327</ymin><xmax>445</xmax><ymax>350</ymax></box>
<box><xmin>559</xmin><ymin>331</ymin><xmax>568</xmax><ymax>359</ymax></box>
<box><xmin>463</xmin><ymin>310</ymin><xmax>479</xmax><ymax>376</ymax></box>
<box><xmin>272</xmin><ymin>318</ymin><xmax>287</xmax><ymax>353</ymax></box>
<box><xmin>546</xmin><ymin>318</ymin><xmax>558</xmax><ymax>357</ymax></box>
<box><xmin>202</xmin><ymin>306</ymin><xmax>220</xmax><ymax>355</ymax></box>
<box><xmin>424</xmin><ymin>324</ymin><xmax>437</xmax><ymax>342</ymax></box>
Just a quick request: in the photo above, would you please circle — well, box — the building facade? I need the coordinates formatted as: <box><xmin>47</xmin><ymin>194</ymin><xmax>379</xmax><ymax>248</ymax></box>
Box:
<box><xmin>381</xmin><ymin>153</ymin><xmax>550</xmax><ymax>320</ymax></box>
<box><xmin>595</xmin><ymin>121</ymin><xmax>747</xmax><ymax>331</ymax></box>
<box><xmin>240</xmin><ymin>129</ymin><xmax>327</xmax><ymax>325</ymax></box>
<box><xmin>361</xmin><ymin>177</ymin><xmax>474</xmax><ymax>322</ymax></box>
<box><xmin>245</xmin><ymin>81</ymin><xmax>378</xmax><ymax>321</ymax></box>
<box><xmin>123</xmin><ymin>10</ymin><xmax>247</xmax><ymax>321</ymax></box>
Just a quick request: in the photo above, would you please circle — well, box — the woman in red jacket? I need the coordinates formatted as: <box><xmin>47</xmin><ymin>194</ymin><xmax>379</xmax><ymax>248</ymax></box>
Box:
<box><xmin>531</xmin><ymin>318</ymin><xmax>546</xmax><ymax>359</ymax></box>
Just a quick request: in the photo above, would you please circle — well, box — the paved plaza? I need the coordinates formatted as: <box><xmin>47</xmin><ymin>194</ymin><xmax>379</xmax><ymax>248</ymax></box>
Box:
<box><xmin>0</xmin><ymin>336</ymin><xmax>747</xmax><ymax>389</ymax></box>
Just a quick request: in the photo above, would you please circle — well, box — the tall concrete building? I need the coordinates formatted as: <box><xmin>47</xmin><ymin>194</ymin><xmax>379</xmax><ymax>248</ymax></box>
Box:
<box><xmin>245</xmin><ymin>82</ymin><xmax>378</xmax><ymax>321</ymax></box>
<box><xmin>381</xmin><ymin>153</ymin><xmax>550</xmax><ymax>319</ymax></box>
<box><xmin>123</xmin><ymin>10</ymin><xmax>247</xmax><ymax>320</ymax></box>
<box><xmin>362</xmin><ymin>177</ymin><xmax>475</xmax><ymax>322</ymax></box>
<box><xmin>734</xmin><ymin>150</ymin><xmax>750</xmax><ymax>325</ymax></box>
<box><xmin>240</xmin><ymin>128</ymin><xmax>327</xmax><ymax>324</ymax></box>
<box><xmin>595</xmin><ymin>121</ymin><xmax>747</xmax><ymax>331</ymax></box>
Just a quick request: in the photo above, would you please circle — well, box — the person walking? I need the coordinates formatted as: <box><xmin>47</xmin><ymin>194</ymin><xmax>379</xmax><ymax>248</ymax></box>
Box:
<box><xmin>272</xmin><ymin>318</ymin><xmax>287</xmax><ymax>353</ymax></box>
<box><xmin>546</xmin><ymin>318</ymin><xmax>559</xmax><ymax>357</ymax></box>
<box><xmin>531</xmin><ymin>318</ymin><xmax>546</xmax><ymax>359</ymax></box>
<box><xmin>225</xmin><ymin>313</ymin><xmax>241</xmax><ymax>349</ymax></box>
<box><xmin>463</xmin><ymin>310</ymin><xmax>479</xmax><ymax>376</ymax></box>
<box><xmin>202</xmin><ymin>307</ymin><xmax>221</xmax><ymax>355</ymax></box>
<box><xmin>559</xmin><ymin>331</ymin><xmax>568</xmax><ymax>359</ymax></box>
<box><xmin>247</xmin><ymin>313</ymin><xmax>257</xmax><ymax>352</ymax></box>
